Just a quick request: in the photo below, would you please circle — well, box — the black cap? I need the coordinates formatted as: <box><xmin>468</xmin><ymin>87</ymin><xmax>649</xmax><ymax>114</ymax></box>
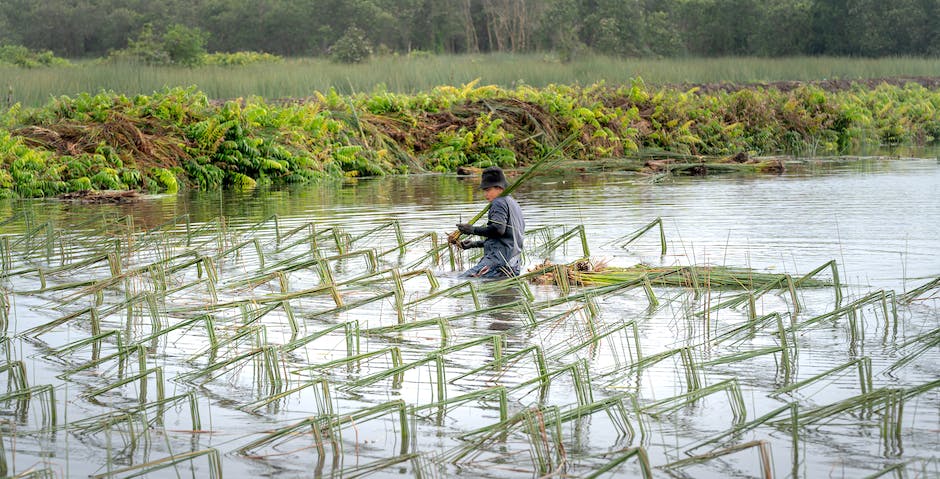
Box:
<box><xmin>479</xmin><ymin>166</ymin><xmax>509</xmax><ymax>190</ymax></box>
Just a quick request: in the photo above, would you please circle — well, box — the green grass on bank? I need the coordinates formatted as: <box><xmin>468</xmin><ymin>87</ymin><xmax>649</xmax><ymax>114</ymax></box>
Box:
<box><xmin>3</xmin><ymin>54</ymin><xmax>940</xmax><ymax>107</ymax></box>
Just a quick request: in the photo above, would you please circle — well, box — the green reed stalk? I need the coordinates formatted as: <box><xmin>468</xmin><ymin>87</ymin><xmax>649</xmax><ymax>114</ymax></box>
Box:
<box><xmin>789</xmin><ymin>290</ymin><xmax>893</xmax><ymax>332</ymax></box>
<box><xmin>241</xmin><ymin>378</ymin><xmax>327</xmax><ymax>413</ymax></box>
<box><xmin>268</xmin><ymin>226</ymin><xmax>335</xmax><ymax>255</ymax></box>
<box><xmin>343</xmin><ymin>267</ymin><xmax>439</xmax><ymax>292</ymax></box>
<box><xmin>280</xmin><ymin>320</ymin><xmax>359</xmax><ymax>357</ymax></box>
<box><xmin>667</xmin><ymin>440</ymin><xmax>772</xmax><ymax>478</ymax></box>
<box><xmin>610</xmin><ymin>217</ymin><xmax>667</xmax><ymax>256</ymax></box>
<box><xmin>89</xmin><ymin>448</ymin><xmax>222</xmax><ymax>479</ymax></box>
<box><xmin>785</xmin><ymin>274</ymin><xmax>801</xmax><ymax>315</ymax></box>
<box><xmin>334</xmin><ymin>454</ymin><xmax>422</xmax><ymax>478</ymax></box>
<box><xmin>85</xmin><ymin>367</ymin><xmax>164</xmax><ymax>405</ymax></box>
<box><xmin>784</xmin><ymin>384</ymin><xmax>933</xmax><ymax>426</ymax></box>
<box><xmin>523</xmin><ymin>406</ymin><xmax>566</xmax><ymax>475</ymax></box>
<box><xmin>773</xmin><ymin>357</ymin><xmax>873</xmax><ymax>397</ymax></box>
<box><xmin>0</xmin><ymin>292</ymin><xmax>9</xmax><ymax>336</ymax></box>
<box><xmin>450</xmin><ymin>345</ymin><xmax>548</xmax><ymax>384</ymax></box>
<box><xmin>177</xmin><ymin>348</ymin><xmax>269</xmax><ymax>384</ymax></box>
<box><xmin>532</xmin><ymin>225</ymin><xmax>591</xmax><ymax>257</ymax></box>
<box><xmin>548</xmin><ymin>320</ymin><xmax>639</xmax><ymax>362</ymax></box>
<box><xmin>316</xmin><ymin>400</ymin><xmax>411</xmax><ymax>451</ymax></box>
<box><xmin>701</xmin><ymin>346</ymin><xmax>784</xmax><ymax>367</ymax></box>
<box><xmin>292</xmin><ymin>347</ymin><xmax>402</xmax><ymax>375</ymax></box>
<box><xmin>685</xmin><ymin>403</ymin><xmax>792</xmax><ymax>454</ymax></box>
<box><xmin>306</xmin><ymin>290</ymin><xmax>395</xmax><ymax>319</ymax></box>
<box><xmin>0</xmin><ymin>429</ymin><xmax>5</xmax><ymax>477</ymax></box>
<box><xmin>52</xmin><ymin>331</ymin><xmax>123</xmax><ymax>362</ymax></box>
<box><xmin>713</xmin><ymin>312</ymin><xmax>781</xmax><ymax>346</ymax></box>
<box><xmin>776</xmin><ymin>312</ymin><xmax>794</xmax><ymax>383</ymax></box>
<box><xmin>349</xmin><ymin>220</ymin><xmax>404</xmax><ymax>247</ymax></box>
<box><xmin>586</xmin><ymin>447</ymin><xmax>652</xmax><ymax>479</ymax></box>
<box><xmin>0</xmin><ymin>384</ymin><xmax>57</xmax><ymax>430</ymax></box>
<box><xmin>447</xmin><ymin>411</ymin><xmax>527</xmax><ymax>462</ymax></box>
<box><xmin>236</xmin><ymin>416</ymin><xmax>324</xmax><ymax>457</ymax></box>
<box><xmin>794</xmin><ymin>259</ymin><xmax>842</xmax><ymax>304</ymax></box>
<box><xmin>0</xmin><ymin>237</ymin><xmax>10</xmax><ymax>273</ymax></box>
<box><xmin>559</xmin><ymin>393</ymin><xmax>639</xmax><ymax>440</ymax></box>
<box><xmin>377</xmin><ymin>232</ymin><xmax>438</xmax><ymax>261</ymax></box>
<box><xmin>345</xmin><ymin>354</ymin><xmax>446</xmax><ymax>403</ymax></box>
<box><xmin>887</xmin><ymin>327</ymin><xmax>940</xmax><ymax>373</ymax></box>
<box><xmin>21</xmin><ymin>307</ymin><xmax>97</xmax><ymax>337</ymax></box>
<box><xmin>0</xmin><ymin>361</ymin><xmax>28</xmax><ymax>391</ymax></box>
<box><xmin>899</xmin><ymin>275</ymin><xmax>940</xmax><ymax>303</ymax></box>
<box><xmin>644</xmin><ymin>378</ymin><xmax>746</xmax><ymax>423</ymax></box>
<box><xmin>360</xmin><ymin>317</ymin><xmax>449</xmax><ymax>337</ymax></box>
<box><xmin>600</xmin><ymin>346</ymin><xmax>688</xmax><ymax>385</ymax></box>
<box><xmin>410</xmin><ymin>386</ymin><xmax>509</xmax><ymax>425</ymax></box>
<box><xmin>71</xmin><ymin>393</ymin><xmax>201</xmax><ymax>433</ymax></box>
<box><xmin>508</xmin><ymin>360</ymin><xmax>593</xmax><ymax>406</ymax></box>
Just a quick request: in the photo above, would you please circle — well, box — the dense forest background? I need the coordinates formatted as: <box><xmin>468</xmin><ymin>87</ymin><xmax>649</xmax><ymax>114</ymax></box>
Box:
<box><xmin>1</xmin><ymin>0</ymin><xmax>939</xmax><ymax>59</ymax></box>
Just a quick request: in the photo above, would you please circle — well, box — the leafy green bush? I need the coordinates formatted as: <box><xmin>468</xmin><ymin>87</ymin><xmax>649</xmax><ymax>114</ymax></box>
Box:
<box><xmin>162</xmin><ymin>24</ymin><xmax>209</xmax><ymax>66</ymax></box>
<box><xmin>203</xmin><ymin>51</ymin><xmax>282</xmax><ymax>66</ymax></box>
<box><xmin>330</xmin><ymin>27</ymin><xmax>372</xmax><ymax>64</ymax></box>
<box><xmin>0</xmin><ymin>45</ymin><xmax>70</xmax><ymax>68</ymax></box>
<box><xmin>109</xmin><ymin>24</ymin><xmax>208</xmax><ymax>66</ymax></box>
<box><xmin>111</xmin><ymin>24</ymin><xmax>171</xmax><ymax>65</ymax></box>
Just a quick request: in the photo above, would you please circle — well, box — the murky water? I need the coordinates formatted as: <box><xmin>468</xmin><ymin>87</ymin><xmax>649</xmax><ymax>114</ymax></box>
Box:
<box><xmin>0</xmin><ymin>155</ymin><xmax>938</xmax><ymax>478</ymax></box>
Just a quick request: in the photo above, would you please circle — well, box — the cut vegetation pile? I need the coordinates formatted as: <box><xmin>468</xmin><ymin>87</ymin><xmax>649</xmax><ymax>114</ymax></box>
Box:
<box><xmin>1</xmin><ymin>79</ymin><xmax>939</xmax><ymax>197</ymax></box>
<box><xmin>0</xmin><ymin>211</ymin><xmax>936</xmax><ymax>477</ymax></box>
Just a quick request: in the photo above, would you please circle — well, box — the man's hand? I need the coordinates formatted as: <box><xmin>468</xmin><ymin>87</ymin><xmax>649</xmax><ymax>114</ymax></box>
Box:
<box><xmin>456</xmin><ymin>223</ymin><xmax>475</xmax><ymax>235</ymax></box>
<box><xmin>459</xmin><ymin>239</ymin><xmax>476</xmax><ymax>250</ymax></box>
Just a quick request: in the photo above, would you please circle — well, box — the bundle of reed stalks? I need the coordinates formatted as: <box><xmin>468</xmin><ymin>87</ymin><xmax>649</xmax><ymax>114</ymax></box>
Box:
<box><xmin>530</xmin><ymin>259</ymin><xmax>829</xmax><ymax>289</ymax></box>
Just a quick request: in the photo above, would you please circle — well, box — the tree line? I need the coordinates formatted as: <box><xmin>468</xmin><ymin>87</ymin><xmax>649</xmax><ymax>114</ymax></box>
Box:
<box><xmin>1</xmin><ymin>0</ymin><xmax>938</xmax><ymax>59</ymax></box>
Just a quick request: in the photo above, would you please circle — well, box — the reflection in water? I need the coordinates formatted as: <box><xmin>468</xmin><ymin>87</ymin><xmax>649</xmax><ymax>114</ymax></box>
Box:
<box><xmin>0</xmin><ymin>155</ymin><xmax>936</xmax><ymax>478</ymax></box>
<box><xmin>483</xmin><ymin>286</ymin><xmax>523</xmax><ymax>331</ymax></box>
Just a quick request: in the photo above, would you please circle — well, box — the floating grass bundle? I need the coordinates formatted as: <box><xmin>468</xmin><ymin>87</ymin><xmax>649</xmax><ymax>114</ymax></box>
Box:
<box><xmin>530</xmin><ymin>259</ymin><xmax>831</xmax><ymax>290</ymax></box>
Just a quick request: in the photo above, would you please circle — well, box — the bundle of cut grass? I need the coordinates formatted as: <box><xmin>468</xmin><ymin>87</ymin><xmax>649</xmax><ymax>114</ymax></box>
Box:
<box><xmin>530</xmin><ymin>259</ymin><xmax>830</xmax><ymax>289</ymax></box>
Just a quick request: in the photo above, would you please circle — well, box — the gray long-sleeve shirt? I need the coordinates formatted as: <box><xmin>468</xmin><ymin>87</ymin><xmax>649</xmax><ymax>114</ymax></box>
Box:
<box><xmin>475</xmin><ymin>195</ymin><xmax>525</xmax><ymax>273</ymax></box>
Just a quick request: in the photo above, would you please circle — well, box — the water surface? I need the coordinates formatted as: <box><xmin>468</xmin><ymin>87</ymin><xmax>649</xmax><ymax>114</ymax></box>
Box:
<box><xmin>0</xmin><ymin>155</ymin><xmax>937</xmax><ymax>478</ymax></box>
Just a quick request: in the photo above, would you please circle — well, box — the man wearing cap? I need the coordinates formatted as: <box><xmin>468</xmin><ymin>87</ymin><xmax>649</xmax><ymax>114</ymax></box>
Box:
<box><xmin>452</xmin><ymin>166</ymin><xmax>525</xmax><ymax>278</ymax></box>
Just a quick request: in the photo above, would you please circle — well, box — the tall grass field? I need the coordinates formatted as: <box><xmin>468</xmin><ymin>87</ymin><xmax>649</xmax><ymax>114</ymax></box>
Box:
<box><xmin>3</xmin><ymin>54</ymin><xmax>940</xmax><ymax>107</ymax></box>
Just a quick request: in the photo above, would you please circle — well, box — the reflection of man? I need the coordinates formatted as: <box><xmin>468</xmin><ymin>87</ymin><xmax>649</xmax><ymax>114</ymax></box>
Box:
<box><xmin>453</xmin><ymin>166</ymin><xmax>525</xmax><ymax>278</ymax></box>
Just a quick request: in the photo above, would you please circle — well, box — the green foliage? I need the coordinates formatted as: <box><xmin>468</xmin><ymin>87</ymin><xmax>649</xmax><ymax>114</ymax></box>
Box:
<box><xmin>162</xmin><ymin>24</ymin><xmax>209</xmax><ymax>66</ymax></box>
<box><xmin>429</xmin><ymin>114</ymin><xmax>516</xmax><ymax>171</ymax></box>
<box><xmin>330</xmin><ymin>27</ymin><xmax>372</xmax><ymax>64</ymax></box>
<box><xmin>203</xmin><ymin>51</ymin><xmax>282</xmax><ymax>66</ymax></box>
<box><xmin>0</xmin><ymin>44</ymin><xmax>69</xmax><ymax>68</ymax></box>
<box><xmin>89</xmin><ymin>169</ymin><xmax>123</xmax><ymax>190</ymax></box>
<box><xmin>113</xmin><ymin>24</ymin><xmax>171</xmax><ymax>65</ymax></box>
<box><xmin>1</xmin><ymin>81</ymin><xmax>939</xmax><ymax>197</ymax></box>
<box><xmin>110</xmin><ymin>23</ymin><xmax>209</xmax><ymax>66</ymax></box>
<box><xmin>151</xmin><ymin>167</ymin><xmax>179</xmax><ymax>193</ymax></box>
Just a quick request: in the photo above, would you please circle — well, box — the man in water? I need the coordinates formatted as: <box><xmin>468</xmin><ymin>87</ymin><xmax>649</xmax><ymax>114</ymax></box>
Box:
<box><xmin>452</xmin><ymin>166</ymin><xmax>525</xmax><ymax>278</ymax></box>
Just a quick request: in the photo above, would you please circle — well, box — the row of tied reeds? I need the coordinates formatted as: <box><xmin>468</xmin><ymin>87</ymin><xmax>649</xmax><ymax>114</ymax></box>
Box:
<box><xmin>0</xmin><ymin>205</ymin><xmax>935</xmax><ymax>478</ymax></box>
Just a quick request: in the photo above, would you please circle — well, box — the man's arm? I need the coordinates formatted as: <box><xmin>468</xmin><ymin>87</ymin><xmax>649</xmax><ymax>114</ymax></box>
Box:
<box><xmin>466</xmin><ymin>198</ymin><xmax>509</xmax><ymax>238</ymax></box>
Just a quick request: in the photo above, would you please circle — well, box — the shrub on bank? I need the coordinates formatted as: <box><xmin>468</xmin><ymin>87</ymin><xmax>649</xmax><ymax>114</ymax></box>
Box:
<box><xmin>0</xmin><ymin>81</ymin><xmax>937</xmax><ymax>197</ymax></box>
